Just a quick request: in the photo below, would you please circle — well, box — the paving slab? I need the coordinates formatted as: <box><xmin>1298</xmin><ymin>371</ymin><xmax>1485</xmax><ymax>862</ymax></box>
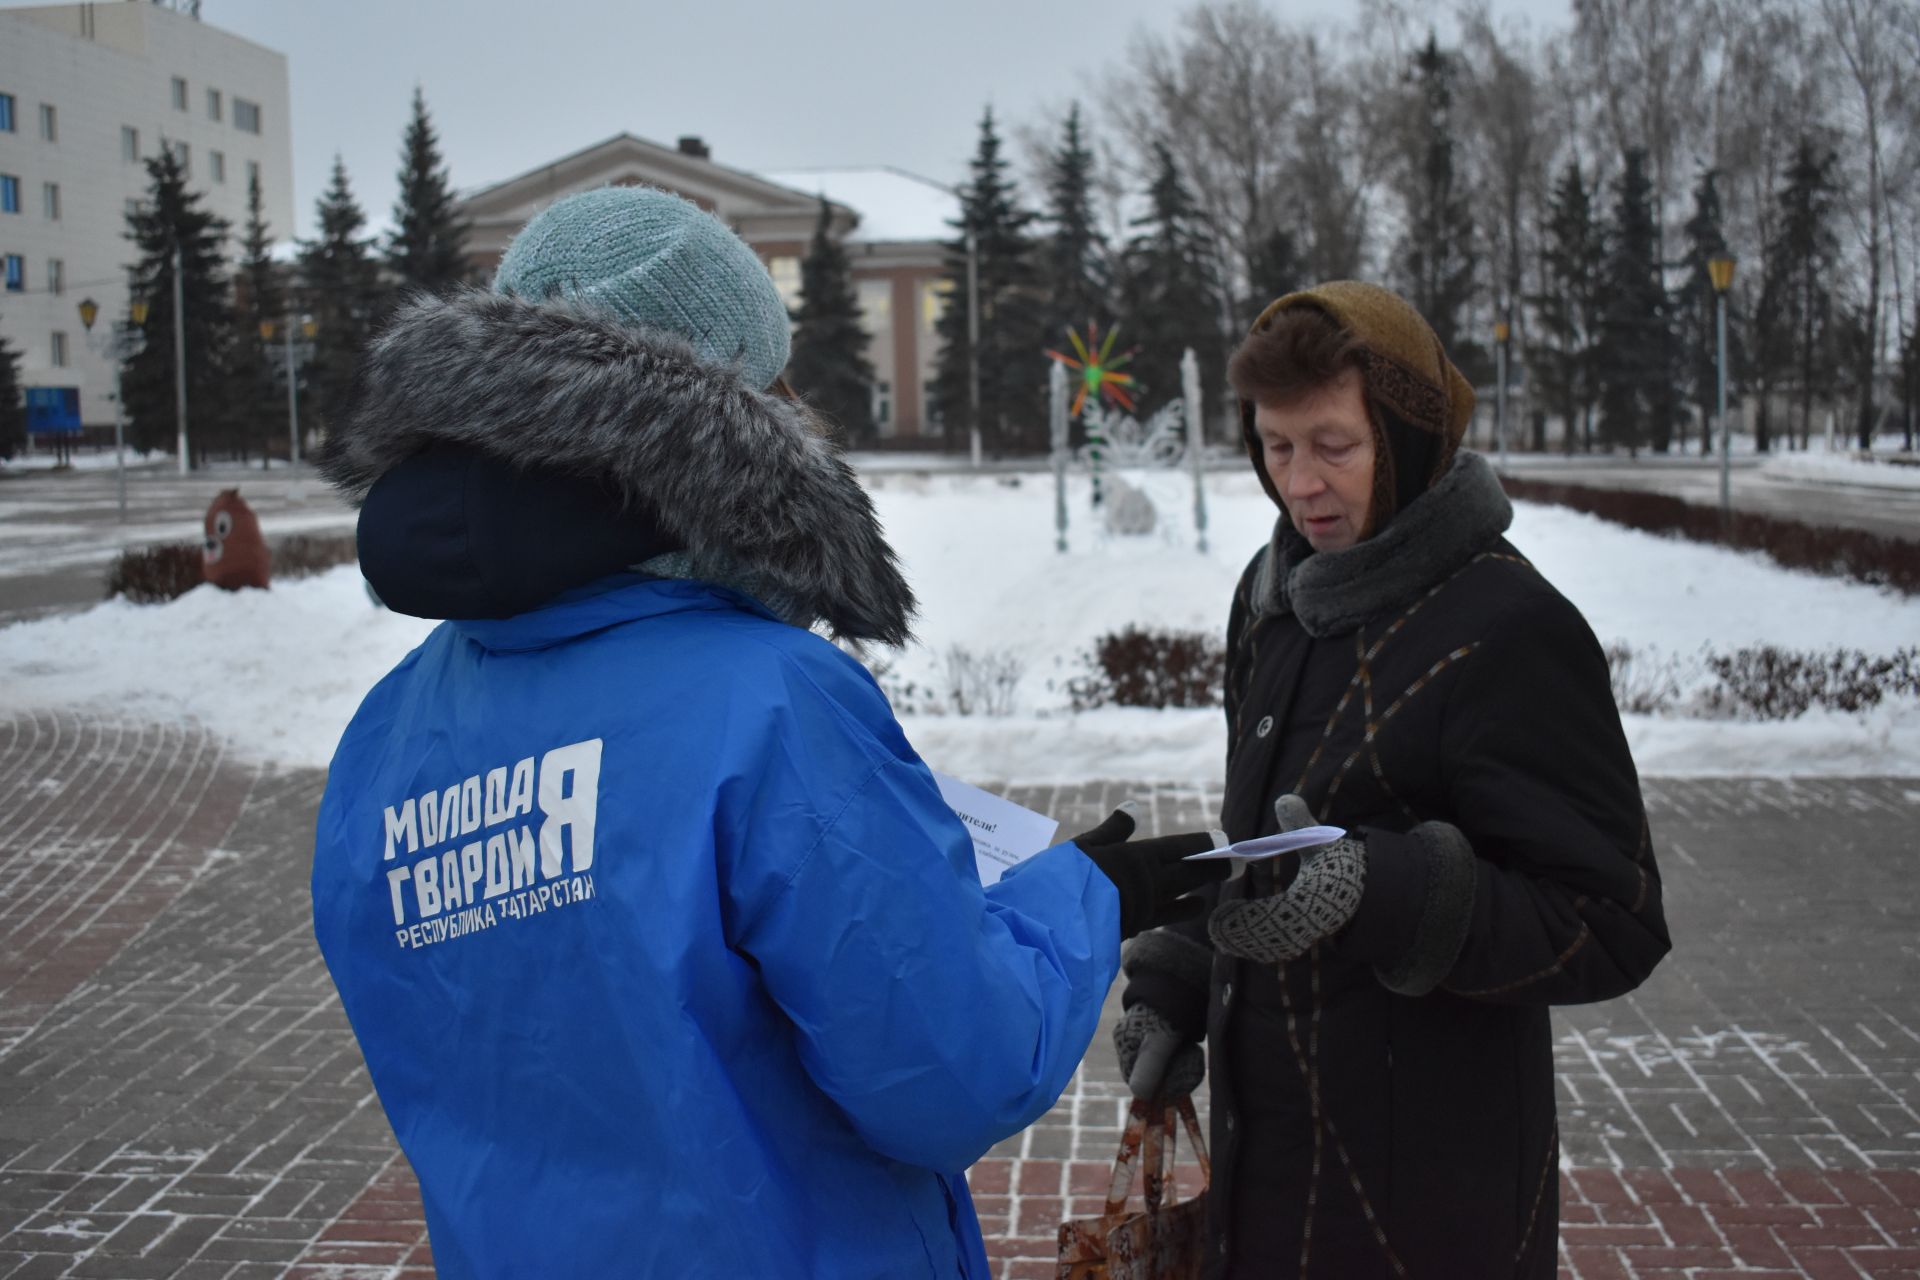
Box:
<box><xmin>0</xmin><ymin>713</ymin><xmax>1913</xmax><ymax>1278</ymax></box>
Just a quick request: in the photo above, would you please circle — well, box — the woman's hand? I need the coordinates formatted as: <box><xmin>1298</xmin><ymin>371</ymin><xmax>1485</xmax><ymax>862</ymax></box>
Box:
<box><xmin>1073</xmin><ymin>808</ymin><xmax>1228</xmax><ymax>939</ymax></box>
<box><xmin>1207</xmin><ymin>795</ymin><xmax>1366</xmax><ymax>963</ymax></box>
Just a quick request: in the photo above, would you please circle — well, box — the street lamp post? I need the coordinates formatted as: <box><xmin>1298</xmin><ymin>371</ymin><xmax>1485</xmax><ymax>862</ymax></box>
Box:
<box><xmin>964</xmin><ymin>223</ymin><xmax>981</xmax><ymax>468</ymax></box>
<box><xmin>76</xmin><ymin>296</ymin><xmax>149</xmax><ymax>522</ymax></box>
<box><xmin>1494</xmin><ymin>319</ymin><xmax>1511</xmax><ymax>469</ymax></box>
<box><xmin>171</xmin><ymin>244</ymin><xmax>189</xmax><ymax>475</ymax></box>
<box><xmin>1709</xmin><ymin>254</ymin><xmax>1737</xmax><ymax>527</ymax></box>
<box><xmin>261</xmin><ymin>314</ymin><xmax>312</xmax><ymax>466</ymax></box>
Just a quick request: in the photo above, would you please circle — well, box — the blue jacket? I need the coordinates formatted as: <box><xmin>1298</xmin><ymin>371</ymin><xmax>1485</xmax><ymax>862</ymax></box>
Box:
<box><xmin>312</xmin><ymin>575</ymin><xmax>1120</xmax><ymax>1277</ymax></box>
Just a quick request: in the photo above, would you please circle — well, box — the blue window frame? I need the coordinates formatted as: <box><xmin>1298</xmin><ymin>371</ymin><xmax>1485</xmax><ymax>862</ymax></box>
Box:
<box><xmin>0</xmin><ymin>95</ymin><xmax>14</xmax><ymax>133</ymax></box>
<box><xmin>4</xmin><ymin>255</ymin><xmax>23</xmax><ymax>292</ymax></box>
<box><xmin>0</xmin><ymin>176</ymin><xmax>18</xmax><ymax>214</ymax></box>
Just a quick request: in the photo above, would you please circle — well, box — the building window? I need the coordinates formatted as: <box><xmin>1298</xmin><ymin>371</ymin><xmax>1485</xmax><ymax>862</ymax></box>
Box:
<box><xmin>51</xmin><ymin>332</ymin><xmax>68</xmax><ymax>368</ymax></box>
<box><xmin>38</xmin><ymin>103</ymin><xmax>56</xmax><ymax>142</ymax></box>
<box><xmin>873</xmin><ymin>380</ymin><xmax>893</xmax><ymax>432</ymax></box>
<box><xmin>766</xmin><ymin>256</ymin><xmax>801</xmax><ymax>312</ymax></box>
<box><xmin>4</xmin><ymin>256</ymin><xmax>23</xmax><ymax>292</ymax></box>
<box><xmin>233</xmin><ymin>98</ymin><xmax>261</xmax><ymax>134</ymax></box>
<box><xmin>171</xmin><ymin>76</ymin><xmax>188</xmax><ymax>111</ymax></box>
<box><xmin>858</xmin><ymin>279</ymin><xmax>892</xmax><ymax>334</ymax></box>
<box><xmin>125</xmin><ymin>198</ymin><xmax>141</xmax><ymax>220</ymax></box>
<box><xmin>921</xmin><ymin>280</ymin><xmax>950</xmax><ymax>331</ymax></box>
<box><xmin>47</xmin><ymin>258</ymin><xmax>63</xmax><ymax>295</ymax></box>
<box><xmin>246</xmin><ymin>159</ymin><xmax>260</xmax><ymax>190</ymax></box>
<box><xmin>0</xmin><ymin>176</ymin><xmax>18</xmax><ymax>214</ymax></box>
<box><xmin>210</xmin><ymin>151</ymin><xmax>225</xmax><ymax>183</ymax></box>
<box><xmin>207</xmin><ymin>87</ymin><xmax>222</xmax><ymax>121</ymax></box>
<box><xmin>122</xmin><ymin>126</ymin><xmax>140</xmax><ymax>162</ymax></box>
<box><xmin>0</xmin><ymin>94</ymin><xmax>13</xmax><ymax>133</ymax></box>
<box><xmin>172</xmin><ymin>140</ymin><xmax>190</xmax><ymax>175</ymax></box>
<box><xmin>43</xmin><ymin>182</ymin><xmax>59</xmax><ymax>220</ymax></box>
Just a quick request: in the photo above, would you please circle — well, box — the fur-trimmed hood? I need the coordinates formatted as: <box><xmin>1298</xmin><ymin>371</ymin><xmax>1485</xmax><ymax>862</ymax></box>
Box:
<box><xmin>320</xmin><ymin>290</ymin><xmax>915</xmax><ymax>646</ymax></box>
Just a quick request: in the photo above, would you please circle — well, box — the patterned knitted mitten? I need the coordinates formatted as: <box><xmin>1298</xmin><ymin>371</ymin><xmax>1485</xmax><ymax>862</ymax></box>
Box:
<box><xmin>1112</xmin><ymin>1004</ymin><xmax>1206</xmax><ymax>1100</ymax></box>
<box><xmin>1209</xmin><ymin>795</ymin><xmax>1368</xmax><ymax>964</ymax></box>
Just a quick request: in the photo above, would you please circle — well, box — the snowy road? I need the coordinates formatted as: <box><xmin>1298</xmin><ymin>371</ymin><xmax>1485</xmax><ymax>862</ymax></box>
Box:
<box><xmin>1503</xmin><ymin>453</ymin><xmax>1920</xmax><ymax>543</ymax></box>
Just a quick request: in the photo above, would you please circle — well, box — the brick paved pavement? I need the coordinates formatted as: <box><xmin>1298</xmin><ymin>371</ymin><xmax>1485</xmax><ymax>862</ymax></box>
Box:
<box><xmin>0</xmin><ymin>713</ymin><xmax>1914</xmax><ymax>1278</ymax></box>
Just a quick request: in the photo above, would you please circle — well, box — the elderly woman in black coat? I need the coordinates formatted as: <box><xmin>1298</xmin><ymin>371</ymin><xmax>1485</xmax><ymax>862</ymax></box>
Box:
<box><xmin>1113</xmin><ymin>281</ymin><xmax>1672</xmax><ymax>1279</ymax></box>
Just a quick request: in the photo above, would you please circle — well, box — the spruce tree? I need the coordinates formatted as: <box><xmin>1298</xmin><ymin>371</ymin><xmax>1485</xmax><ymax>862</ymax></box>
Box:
<box><xmin>1530</xmin><ymin>159</ymin><xmax>1605</xmax><ymax>451</ymax></box>
<box><xmin>299</xmin><ymin>156</ymin><xmax>386</xmax><ymax>431</ymax></box>
<box><xmin>229</xmin><ymin>169</ymin><xmax>283</xmax><ymax>464</ymax></box>
<box><xmin>1675</xmin><ymin>170</ymin><xmax>1740</xmax><ymax>456</ymax></box>
<box><xmin>0</xmin><ymin>328</ymin><xmax>24</xmax><ymax>461</ymax></box>
<box><xmin>1594</xmin><ymin>149</ymin><xmax>1677</xmax><ymax>455</ymax></box>
<box><xmin>930</xmin><ymin>108</ymin><xmax>1044</xmax><ymax>454</ymax></box>
<box><xmin>1245</xmin><ymin>224</ymin><xmax>1304</xmax><ymax>317</ymax></box>
<box><xmin>787</xmin><ymin>197</ymin><xmax>875</xmax><ymax>445</ymax></box>
<box><xmin>388</xmin><ymin>87</ymin><xmax>471</xmax><ymax>297</ymax></box>
<box><xmin>122</xmin><ymin>144</ymin><xmax>235</xmax><ymax>462</ymax></box>
<box><xmin>1401</xmin><ymin>33</ymin><xmax>1477</xmax><ymax>358</ymax></box>
<box><xmin>1119</xmin><ymin>142</ymin><xmax>1225</xmax><ymax>419</ymax></box>
<box><xmin>1037</xmin><ymin>104</ymin><xmax>1111</xmax><ymax>352</ymax></box>
<box><xmin>1768</xmin><ymin>137</ymin><xmax>1840</xmax><ymax>450</ymax></box>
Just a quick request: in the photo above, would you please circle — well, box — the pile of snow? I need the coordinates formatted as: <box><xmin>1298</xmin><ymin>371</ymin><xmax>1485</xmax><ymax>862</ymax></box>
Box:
<box><xmin>1</xmin><ymin>467</ymin><xmax>1915</xmax><ymax>779</ymax></box>
<box><xmin>0</xmin><ymin>569</ymin><xmax>433</xmax><ymax>768</ymax></box>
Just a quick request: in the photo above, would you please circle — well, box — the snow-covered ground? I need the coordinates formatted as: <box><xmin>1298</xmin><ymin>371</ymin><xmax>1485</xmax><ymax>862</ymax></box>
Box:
<box><xmin>1</xmin><ymin>466</ymin><xmax>1914</xmax><ymax>779</ymax></box>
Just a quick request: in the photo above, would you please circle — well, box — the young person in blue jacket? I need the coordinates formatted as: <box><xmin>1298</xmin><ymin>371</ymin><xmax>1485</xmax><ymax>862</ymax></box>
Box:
<box><xmin>310</xmin><ymin>185</ymin><xmax>1224</xmax><ymax>1279</ymax></box>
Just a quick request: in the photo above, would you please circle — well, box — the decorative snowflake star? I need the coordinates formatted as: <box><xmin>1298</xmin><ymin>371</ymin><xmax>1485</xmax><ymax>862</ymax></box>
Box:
<box><xmin>1045</xmin><ymin>321</ymin><xmax>1138</xmax><ymax>416</ymax></box>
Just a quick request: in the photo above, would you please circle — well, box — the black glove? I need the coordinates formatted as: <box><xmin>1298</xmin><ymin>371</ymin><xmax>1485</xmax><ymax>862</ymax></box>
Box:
<box><xmin>1073</xmin><ymin>808</ymin><xmax>1227</xmax><ymax>939</ymax></box>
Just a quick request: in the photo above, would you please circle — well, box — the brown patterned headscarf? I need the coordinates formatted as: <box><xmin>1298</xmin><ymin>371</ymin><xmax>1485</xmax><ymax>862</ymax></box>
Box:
<box><xmin>1242</xmin><ymin>281</ymin><xmax>1476</xmax><ymax>533</ymax></box>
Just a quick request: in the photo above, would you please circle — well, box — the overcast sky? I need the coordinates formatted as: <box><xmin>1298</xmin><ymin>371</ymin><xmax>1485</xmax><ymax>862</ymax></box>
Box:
<box><xmin>41</xmin><ymin>0</ymin><xmax>1571</xmax><ymax>243</ymax></box>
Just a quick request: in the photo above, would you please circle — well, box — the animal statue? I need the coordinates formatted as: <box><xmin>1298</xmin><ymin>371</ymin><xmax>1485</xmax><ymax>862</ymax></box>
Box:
<box><xmin>202</xmin><ymin>489</ymin><xmax>271</xmax><ymax>590</ymax></box>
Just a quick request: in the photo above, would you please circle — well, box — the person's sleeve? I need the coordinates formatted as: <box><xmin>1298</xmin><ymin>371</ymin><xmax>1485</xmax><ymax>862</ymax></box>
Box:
<box><xmin>733</xmin><ymin>756</ymin><xmax>1121</xmax><ymax>1174</ymax></box>
<box><xmin>1333</xmin><ymin>590</ymin><xmax>1671</xmax><ymax>1005</ymax></box>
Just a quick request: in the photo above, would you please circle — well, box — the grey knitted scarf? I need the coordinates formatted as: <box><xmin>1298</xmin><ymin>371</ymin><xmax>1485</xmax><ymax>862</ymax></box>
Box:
<box><xmin>1252</xmin><ymin>450</ymin><xmax>1512</xmax><ymax>638</ymax></box>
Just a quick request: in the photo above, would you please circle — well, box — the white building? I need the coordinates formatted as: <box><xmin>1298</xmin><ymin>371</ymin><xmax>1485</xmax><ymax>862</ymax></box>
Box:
<box><xmin>0</xmin><ymin>0</ymin><xmax>293</xmax><ymax>432</ymax></box>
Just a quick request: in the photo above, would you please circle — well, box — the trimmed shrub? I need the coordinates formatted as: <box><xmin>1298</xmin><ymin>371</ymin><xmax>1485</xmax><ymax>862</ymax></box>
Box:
<box><xmin>1701</xmin><ymin>646</ymin><xmax>1920</xmax><ymax>720</ymax></box>
<box><xmin>104</xmin><ymin>543</ymin><xmax>203</xmax><ymax>603</ymax></box>
<box><xmin>105</xmin><ymin>529</ymin><xmax>359</xmax><ymax>604</ymax></box>
<box><xmin>1069</xmin><ymin>626</ymin><xmax>1226</xmax><ymax>710</ymax></box>
<box><xmin>273</xmin><ymin>531</ymin><xmax>357</xmax><ymax>580</ymax></box>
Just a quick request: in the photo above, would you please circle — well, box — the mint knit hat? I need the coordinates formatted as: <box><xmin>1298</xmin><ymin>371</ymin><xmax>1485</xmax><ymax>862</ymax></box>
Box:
<box><xmin>493</xmin><ymin>186</ymin><xmax>791</xmax><ymax>391</ymax></box>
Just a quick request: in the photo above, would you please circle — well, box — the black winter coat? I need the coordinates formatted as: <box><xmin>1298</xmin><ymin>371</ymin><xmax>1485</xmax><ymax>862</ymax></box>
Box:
<box><xmin>1127</xmin><ymin>459</ymin><xmax>1671</xmax><ymax>1279</ymax></box>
